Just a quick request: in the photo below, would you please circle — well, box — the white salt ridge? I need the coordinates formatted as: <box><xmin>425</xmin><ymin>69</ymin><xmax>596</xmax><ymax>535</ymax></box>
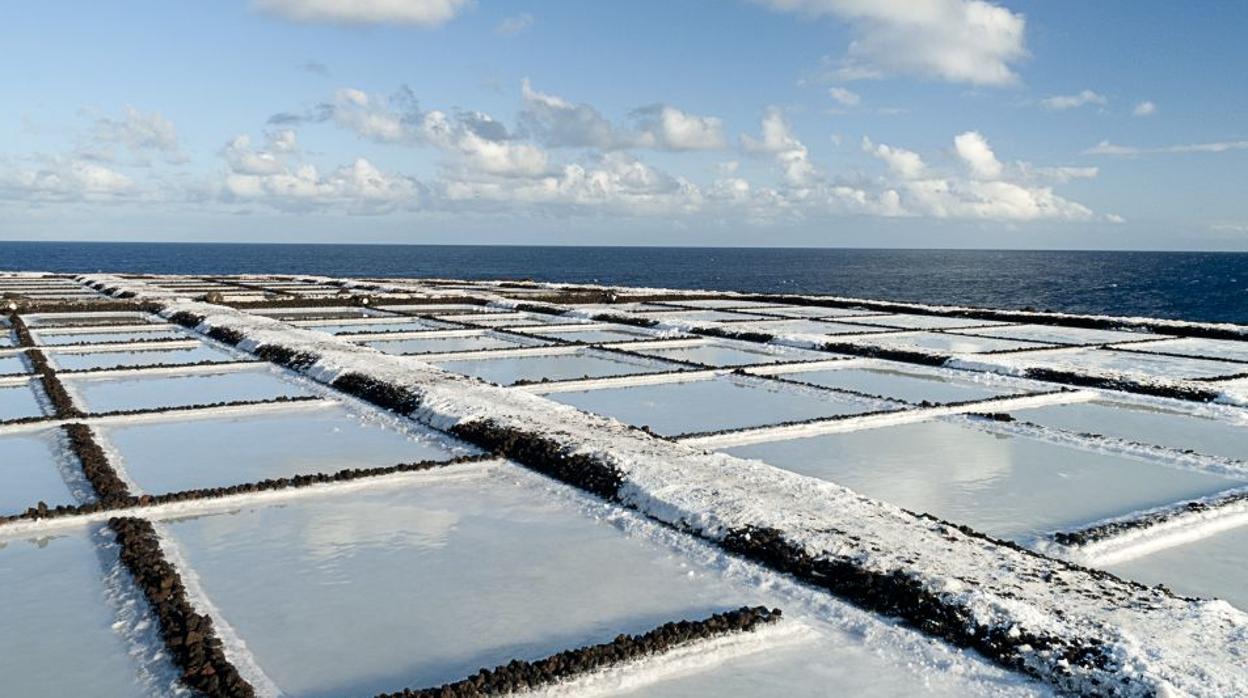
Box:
<box><xmin>74</xmin><ymin>274</ymin><xmax>1248</xmax><ymax>697</ymax></box>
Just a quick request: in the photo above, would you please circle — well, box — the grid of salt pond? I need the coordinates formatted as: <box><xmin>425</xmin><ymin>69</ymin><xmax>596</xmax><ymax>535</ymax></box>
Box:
<box><xmin>7</xmin><ymin>274</ymin><xmax>1248</xmax><ymax>694</ymax></box>
<box><xmin>0</xmin><ymin>304</ymin><xmax>1049</xmax><ymax>697</ymax></box>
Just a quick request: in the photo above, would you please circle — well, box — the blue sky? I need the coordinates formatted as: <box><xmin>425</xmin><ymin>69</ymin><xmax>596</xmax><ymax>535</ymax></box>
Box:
<box><xmin>1</xmin><ymin>0</ymin><xmax>1245</xmax><ymax>248</ymax></box>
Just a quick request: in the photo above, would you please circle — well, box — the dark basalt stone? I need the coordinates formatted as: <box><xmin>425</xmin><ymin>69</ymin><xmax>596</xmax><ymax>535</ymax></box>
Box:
<box><xmin>375</xmin><ymin>606</ymin><xmax>782</xmax><ymax>698</ymax></box>
<box><xmin>63</xmin><ymin>423</ymin><xmax>132</xmax><ymax>503</ymax></box>
<box><xmin>450</xmin><ymin>420</ymin><xmax>625</xmax><ymax>501</ymax></box>
<box><xmin>109</xmin><ymin>517</ymin><xmax>255</xmax><ymax>698</ymax></box>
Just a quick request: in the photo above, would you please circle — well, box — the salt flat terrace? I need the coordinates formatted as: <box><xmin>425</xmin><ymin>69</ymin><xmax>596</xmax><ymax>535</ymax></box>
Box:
<box><xmin>2</xmin><ymin>271</ymin><xmax>1248</xmax><ymax>697</ymax></box>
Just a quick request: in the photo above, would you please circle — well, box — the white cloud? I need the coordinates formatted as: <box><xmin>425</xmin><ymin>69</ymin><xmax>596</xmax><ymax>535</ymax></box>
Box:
<box><xmin>954</xmin><ymin>130</ymin><xmax>1003</xmax><ymax>179</ymax></box>
<box><xmin>421</xmin><ymin>110</ymin><xmax>550</xmax><ymax>177</ymax></box>
<box><xmin>495</xmin><ymin>13</ymin><xmax>533</xmax><ymax>36</ymax></box>
<box><xmin>631</xmin><ymin>106</ymin><xmax>726</xmax><ymax>151</ymax></box>
<box><xmin>518</xmin><ymin>79</ymin><xmax>618</xmax><ymax>149</ymax></box>
<box><xmin>1133</xmin><ymin>100</ymin><xmax>1157</xmax><ymax>117</ymax></box>
<box><xmin>1039</xmin><ymin>89</ymin><xmax>1107</xmax><ymax>111</ymax></box>
<box><xmin>1210</xmin><ymin>222</ymin><xmax>1248</xmax><ymax>234</ymax></box>
<box><xmin>758</xmin><ymin>0</ymin><xmax>1027</xmax><ymax>86</ymax></box>
<box><xmin>828</xmin><ymin>86</ymin><xmax>861</xmax><ymax>107</ymax></box>
<box><xmin>221</xmin><ymin>131</ymin><xmax>419</xmax><ymax>213</ymax></box>
<box><xmin>741</xmin><ymin>108</ymin><xmax>817</xmax><ymax>186</ymax></box>
<box><xmin>327</xmin><ymin>87</ymin><xmax>421</xmax><ymax>143</ymax></box>
<box><xmin>1084</xmin><ymin>139</ymin><xmax>1248</xmax><ymax>156</ymax></box>
<box><xmin>519</xmin><ymin>80</ymin><xmax>725</xmax><ymax>152</ymax></box>
<box><xmin>253</xmin><ymin>0</ymin><xmax>470</xmax><ymax>26</ymax></box>
<box><xmin>1017</xmin><ymin>164</ymin><xmax>1099</xmax><ymax>183</ymax></box>
<box><xmin>86</xmin><ymin>106</ymin><xmax>187</xmax><ymax>164</ymax></box>
<box><xmin>1</xmin><ymin>158</ymin><xmax>135</xmax><ymax>202</ymax></box>
<box><xmin>862</xmin><ymin>136</ymin><xmax>924</xmax><ymax>179</ymax></box>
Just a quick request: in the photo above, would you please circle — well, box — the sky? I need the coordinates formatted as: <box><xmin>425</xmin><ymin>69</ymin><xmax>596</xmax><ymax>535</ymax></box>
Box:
<box><xmin>0</xmin><ymin>1</ymin><xmax>1245</xmax><ymax>249</ymax></box>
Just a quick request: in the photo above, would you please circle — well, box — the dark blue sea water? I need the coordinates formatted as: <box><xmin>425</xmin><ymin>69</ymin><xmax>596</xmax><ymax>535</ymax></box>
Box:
<box><xmin>2</xmin><ymin>242</ymin><xmax>1246</xmax><ymax>324</ymax></box>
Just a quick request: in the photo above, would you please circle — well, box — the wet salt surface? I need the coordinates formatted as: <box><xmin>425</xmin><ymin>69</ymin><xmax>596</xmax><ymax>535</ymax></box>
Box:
<box><xmin>662</xmin><ymin>299</ymin><xmax>786</xmax><ymax>310</ymax></box>
<box><xmin>637</xmin><ymin>309</ymin><xmax>774</xmax><ymax>324</ymax></box>
<box><xmin>522</xmin><ymin>326</ymin><xmax>665</xmax><ymax>344</ymax></box>
<box><xmin>0</xmin><ymin>354</ymin><xmax>30</xmax><ymax>375</ymax></box>
<box><xmin>851</xmin><ymin>332</ymin><xmax>1045</xmax><ymax>354</ymax></box>
<box><xmin>24</xmin><ymin>312</ymin><xmax>157</xmax><ymax>327</ymax></box>
<box><xmin>100</xmin><ymin>403</ymin><xmax>468</xmax><ymax>494</ymax></box>
<box><xmin>748</xmin><ymin>306</ymin><xmax>885</xmax><ymax>319</ymax></box>
<box><xmin>733</xmin><ymin>319</ymin><xmax>899</xmax><ymax>336</ymax></box>
<box><xmin>1105</xmin><ymin>524</ymin><xmax>1248</xmax><ymax>611</ymax></box>
<box><xmin>726</xmin><ymin>420</ymin><xmax>1244</xmax><ymax>541</ymax></box>
<box><xmin>551</xmin><ymin>377</ymin><xmax>886</xmax><ymax>436</ymax></box>
<box><xmin>433</xmin><ymin>349</ymin><xmax>672</xmax><ymax>385</ymax></box>
<box><xmin>446</xmin><ymin>312</ymin><xmax>592</xmax><ymax>327</ymax></box>
<box><xmin>1010</xmin><ymin>400</ymin><xmax>1248</xmax><ymax>462</ymax></box>
<box><xmin>1126</xmin><ymin>337</ymin><xmax>1248</xmax><ymax>363</ymax></box>
<box><xmin>35</xmin><ymin>328</ymin><xmax>192</xmax><ymax>346</ymax></box>
<box><xmin>0</xmin><ymin>381</ymin><xmax>44</xmax><ymax>421</ymax></box>
<box><xmin>364</xmin><ymin>333</ymin><xmax>545</xmax><ymax>355</ymax></box>
<box><xmin>991</xmin><ymin>347</ymin><xmax>1245</xmax><ymax>380</ymax></box>
<box><xmin>947</xmin><ymin>324</ymin><xmax>1168</xmax><ymax>346</ymax></box>
<box><xmin>0</xmin><ymin>431</ymin><xmax>76</xmax><ymax>514</ymax></box>
<box><xmin>630</xmin><ymin>340</ymin><xmax>830</xmax><ymax>367</ymax></box>
<box><xmin>51</xmin><ymin>344</ymin><xmax>243</xmax><ymax>372</ymax></box>
<box><xmin>784</xmin><ymin>366</ymin><xmax>1022</xmax><ymax>404</ymax></box>
<box><xmin>0</xmin><ymin>529</ymin><xmax>152</xmax><ymax>697</ymax></box>
<box><xmin>0</xmin><ymin>329</ymin><xmax>13</xmax><ymax>347</ymax></box>
<box><xmin>302</xmin><ymin>319</ymin><xmax>449</xmax><ymax>335</ymax></box>
<box><xmin>848</xmin><ymin>314</ymin><xmax>1016</xmax><ymax>331</ymax></box>
<box><xmin>162</xmin><ymin>470</ymin><xmax>781</xmax><ymax>697</ymax></box>
<box><xmin>66</xmin><ymin>367</ymin><xmax>314</xmax><ymax>413</ymax></box>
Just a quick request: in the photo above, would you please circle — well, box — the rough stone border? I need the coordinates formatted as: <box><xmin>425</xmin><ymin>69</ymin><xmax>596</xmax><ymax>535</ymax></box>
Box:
<box><xmin>1053</xmin><ymin>488</ymin><xmax>1248</xmax><ymax>547</ymax></box>
<box><xmin>10</xmin><ymin>313</ymin><xmax>84</xmax><ymax>417</ymax></box>
<box><xmin>109</xmin><ymin>517</ymin><xmax>256</xmax><ymax>697</ymax></box>
<box><xmin>64</xmin><ymin>422</ymin><xmax>132</xmax><ymax>504</ymax></box>
<box><xmin>375</xmin><ymin>606</ymin><xmax>782</xmax><ymax>697</ymax></box>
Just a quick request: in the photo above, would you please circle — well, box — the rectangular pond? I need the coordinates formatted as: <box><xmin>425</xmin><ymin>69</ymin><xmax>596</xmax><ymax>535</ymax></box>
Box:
<box><xmin>1010</xmin><ymin>399</ymin><xmax>1248</xmax><ymax>462</ymax></box>
<box><xmin>724</xmin><ymin>420</ymin><xmax>1244</xmax><ymax>541</ymax></box>
<box><xmin>850</xmin><ymin>332</ymin><xmax>1045</xmax><ymax>354</ymax></box>
<box><xmin>0</xmin><ymin>381</ymin><xmax>44</xmax><ymax>422</ymax></box>
<box><xmin>847</xmin><ymin>314</ymin><xmax>1015</xmax><ymax>331</ymax></box>
<box><xmin>629</xmin><ymin>340</ymin><xmax>829</xmax><ymax>367</ymax></box>
<box><xmin>550</xmin><ymin>376</ymin><xmax>887</xmax><ymax>436</ymax></box>
<box><xmin>65</xmin><ymin>367</ymin><xmax>314</xmax><ymax>413</ymax></box>
<box><xmin>35</xmin><ymin>328</ymin><xmax>192</xmax><ymax>346</ymax></box>
<box><xmin>99</xmin><ymin>402</ymin><xmax>469</xmax><ymax>495</ymax></box>
<box><xmin>0</xmin><ymin>353</ymin><xmax>30</xmax><ymax>376</ymax></box>
<box><xmin>364</xmin><ymin>333</ymin><xmax>545</xmax><ymax>356</ymax></box>
<box><xmin>1104</xmin><ymin>524</ymin><xmax>1248</xmax><ymax>612</ymax></box>
<box><xmin>160</xmin><ymin>468</ymin><xmax>782</xmax><ymax>697</ymax></box>
<box><xmin>783</xmin><ymin>365</ymin><xmax>1024</xmax><ymax>404</ymax></box>
<box><xmin>948</xmin><ymin>324</ymin><xmax>1168</xmax><ymax>346</ymax></box>
<box><xmin>433</xmin><ymin>348</ymin><xmax>673</xmax><ymax>386</ymax></box>
<box><xmin>0</xmin><ymin>528</ymin><xmax>157</xmax><ymax>697</ymax></box>
<box><xmin>0</xmin><ymin>430</ymin><xmax>77</xmax><ymax>514</ymax></box>
<box><xmin>50</xmin><ymin>345</ymin><xmax>243</xmax><ymax>372</ymax></box>
<box><xmin>996</xmin><ymin>347</ymin><xmax>1245</xmax><ymax>380</ymax></box>
<box><xmin>1126</xmin><ymin>337</ymin><xmax>1248</xmax><ymax>363</ymax></box>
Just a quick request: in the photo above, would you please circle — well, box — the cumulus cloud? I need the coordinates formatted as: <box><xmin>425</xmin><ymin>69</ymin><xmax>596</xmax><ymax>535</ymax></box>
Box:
<box><xmin>741</xmin><ymin>108</ymin><xmax>817</xmax><ymax>186</ymax></box>
<box><xmin>630</xmin><ymin>105</ymin><xmax>726</xmax><ymax>150</ymax></box>
<box><xmin>518</xmin><ymin>80</ymin><xmax>725</xmax><ymax>152</ymax></box>
<box><xmin>1133</xmin><ymin>100</ymin><xmax>1157</xmax><ymax>117</ymax></box>
<box><xmin>862</xmin><ymin>136</ymin><xmax>924</xmax><ymax>179</ymax></box>
<box><xmin>495</xmin><ymin>13</ymin><xmax>533</xmax><ymax>36</ymax></box>
<box><xmin>85</xmin><ymin>106</ymin><xmax>187</xmax><ymax>164</ymax></box>
<box><xmin>953</xmin><ymin>130</ymin><xmax>1003</xmax><ymax>179</ymax></box>
<box><xmin>253</xmin><ymin>0</ymin><xmax>470</xmax><ymax>26</ymax></box>
<box><xmin>0</xmin><ymin>158</ymin><xmax>136</xmax><ymax>203</ymax></box>
<box><xmin>828</xmin><ymin>86</ymin><xmax>861</xmax><ymax>107</ymax></box>
<box><xmin>220</xmin><ymin>131</ymin><xmax>419</xmax><ymax>213</ymax></box>
<box><xmin>1084</xmin><ymin>139</ymin><xmax>1248</xmax><ymax>156</ymax></box>
<box><xmin>759</xmin><ymin>0</ymin><xmax>1027</xmax><ymax>86</ymax></box>
<box><xmin>1039</xmin><ymin>89</ymin><xmax>1107</xmax><ymax>111</ymax></box>
<box><xmin>853</xmin><ymin>132</ymin><xmax>1101</xmax><ymax>222</ymax></box>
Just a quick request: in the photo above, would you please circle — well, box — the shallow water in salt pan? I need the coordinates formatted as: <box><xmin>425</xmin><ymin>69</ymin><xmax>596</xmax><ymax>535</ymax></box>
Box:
<box><xmin>100</xmin><ymin>403</ymin><xmax>467</xmax><ymax>494</ymax></box>
<box><xmin>994</xmin><ymin>347</ymin><xmax>1244</xmax><ymax>380</ymax></box>
<box><xmin>726</xmin><ymin>420</ymin><xmax>1243</xmax><ymax>541</ymax></box>
<box><xmin>0</xmin><ymin>431</ymin><xmax>76</xmax><ymax>514</ymax></box>
<box><xmin>1010</xmin><ymin>400</ymin><xmax>1248</xmax><ymax>463</ymax></box>
<box><xmin>1104</xmin><ymin>524</ymin><xmax>1248</xmax><ymax>611</ymax></box>
<box><xmin>50</xmin><ymin>344</ymin><xmax>242</xmax><ymax>371</ymax></box>
<box><xmin>303</xmin><ymin>319</ymin><xmax>449</xmax><ymax>335</ymax></box>
<box><xmin>0</xmin><ymin>354</ymin><xmax>29</xmax><ymax>375</ymax></box>
<box><xmin>35</xmin><ymin>329</ymin><xmax>191</xmax><ymax>346</ymax></box>
<box><xmin>849</xmin><ymin>314</ymin><xmax>1015</xmax><ymax>331</ymax></box>
<box><xmin>434</xmin><ymin>349</ymin><xmax>670</xmax><ymax>385</ymax></box>
<box><xmin>162</xmin><ymin>469</ymin><xmax>776</xmax><ymax>697</ymax></box>
<box><xmin>630</xmin><ymin>341</ymin><xmax>827</xmax><ymax>367</ymax></box>
<box><xmin>948</xmin><ymin>323</ymin><xmax>1167</xmax><ymax>345</ymax></box>
<box><xmin>364</xmin><ymin>333</ymin><xmax>542</xmax><ymax>355</ymax></box>
<box><xmin>0</xmin><ymin>382</ymin><xmax>44</xmax><ymax>421</ymax></box>
<box><xmin>523</xmin><ymin>326</ymin><xmax>664</xmax><ymax>343</ymax></box>
<box><xmin>852</xmin><ymin>331</ymin><xmax>1044</xmax><ymax>354</ymax></box>
<box><xmin>1127</xmin><ymin>337</ymin><xmax>1248</xmax><ymax>363</ymax></box>
<box><xmin>66</xmin><ymin>368</ymin><xmax>313</xmax><ymax>413</ymax></box>
<box><xmin>551</xmin><ymin>377</ymin><xmax>884</xmax><ymax>436</ymax></box>
<box><xmin>784</xmin><ymin>366</ymin><xmax>1021</xmax><ymax>404</ymax></box>
<box><xmin>0</xmin><ymin>529</ymin><xmax>153</xmax><ymax>697</ymax></box>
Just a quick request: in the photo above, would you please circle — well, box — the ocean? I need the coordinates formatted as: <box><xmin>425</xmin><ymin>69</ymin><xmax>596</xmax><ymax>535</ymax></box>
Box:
<box><xmin>2</xmin><ymin>242</ymin><xmax>1246</xmax><ymax>324</ymax></box>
